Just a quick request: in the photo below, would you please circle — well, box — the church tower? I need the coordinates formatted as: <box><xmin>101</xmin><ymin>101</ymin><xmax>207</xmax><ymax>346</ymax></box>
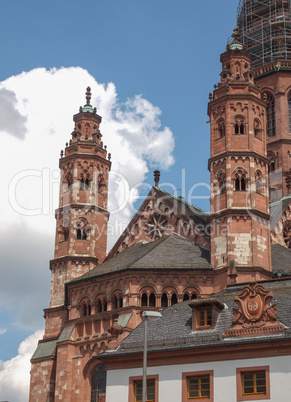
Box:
<box><xmin>208</xmin><ymin>28</ymin><xmax>272</xmax><ymax>279</ymax></box>
<box><xmin>237</xmin><ymin>0</ymin><xmax>291</xmax><ymax>202</ymax></box>
<box><xmin>47</xmin><ymin>87</ymin><xmax>111</xmax><ymax>334</ymax></box>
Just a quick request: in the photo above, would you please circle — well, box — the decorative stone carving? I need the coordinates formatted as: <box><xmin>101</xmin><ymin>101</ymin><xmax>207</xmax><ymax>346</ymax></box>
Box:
<box><xmin>225</xmin><ymin>283</ymin><xmax>284</xmax><ymax>337</ymax></box>
<box><xmin>147</xmin><ymin>214</ymin><xmax>168</xmax><ymax>239</ymax></box>
<box><xmin>283</xmin><ymin>220</ymin><xmax>291</xmax><ymax>248</ymax></box>
<box><xmin>108</xmin><ymin>318</ymin><xmax>123</xmax><ymax>337</ymax></box>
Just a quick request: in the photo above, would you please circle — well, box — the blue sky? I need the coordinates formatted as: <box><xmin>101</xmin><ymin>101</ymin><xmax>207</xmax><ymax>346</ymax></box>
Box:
<box><xmin>0</xmin><ymin>0</ymin><xmax>238</xmax><ymax>399</ymax></box>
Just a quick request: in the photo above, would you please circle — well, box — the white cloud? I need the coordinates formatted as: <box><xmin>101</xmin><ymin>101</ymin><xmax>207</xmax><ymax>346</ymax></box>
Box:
<box><xmin>0</xmin><ymin>329</ymin><xmax>7</xmax><ymax>335</ymax></box>
<box><xmin>0</xmin><ymin>330</ymin><xmax>44</xmax><ymax>402</ymax></box>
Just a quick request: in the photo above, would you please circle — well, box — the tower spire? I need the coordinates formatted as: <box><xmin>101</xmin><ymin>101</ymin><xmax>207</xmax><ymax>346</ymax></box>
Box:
<box><xmin>85</xmin><ymin>86</ymin><xmax>91</xmax><ymax>106</ymax></box>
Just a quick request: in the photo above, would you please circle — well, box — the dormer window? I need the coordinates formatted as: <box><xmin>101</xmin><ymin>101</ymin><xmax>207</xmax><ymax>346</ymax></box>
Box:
<box><xmin>189</xmin><ymin>298</ymin><xmax>224</xmax><ymax>331</ymax></box>
<box><xmin>197</xmin><ymin>308</ymin><xmax>212</xmax><ymax>328</ymax></box>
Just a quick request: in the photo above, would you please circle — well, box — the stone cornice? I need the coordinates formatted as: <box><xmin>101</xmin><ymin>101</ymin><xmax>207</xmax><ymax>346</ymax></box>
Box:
<box><xmin>209</xmin><ymin>208</ymin><xmax>270</xmax><ymax>221</ymax></box>
<box><xmin>55</xmin><ymin>204</ymin><xmax>109</xmax><ymax>217</ymax></box>
<box><xmin>208</xmin><ymin>151</ymin><xmax>269</xmax><ymax>169</ymax></box>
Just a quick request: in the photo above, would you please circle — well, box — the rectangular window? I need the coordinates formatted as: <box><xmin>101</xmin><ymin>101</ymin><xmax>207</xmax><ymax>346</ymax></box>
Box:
<box><xmin>242</xmin><ymin>371</ymin><xmax>266</xmax><ymax>395</ymax></box>
<box><xmin>182</xmin><ymin>370</ymin><xmax>213</xmax><ymax>402</ymax></box>
<box><xmin>129</xmin><ymin>375</ymin><xmax>158</xmax><ymax>402</ymax></box>
<box><xmin>188</xmin><ymin>375</ymin><xmax>210</xmax><ymax>399</ymax></box>
<box><xmin>236</xmin><ymin>366</ymin><xmax>270</xmax><ymax>401</ymax></box>
<box><xmin>197</xmin><ymin>309</ymin><xmax>212</xmax><ymax>328</ymax></box>
<box><xmin>134</xmin><ymin>380</ymin><xmax>155</xmax><ymax>402</ymax></box>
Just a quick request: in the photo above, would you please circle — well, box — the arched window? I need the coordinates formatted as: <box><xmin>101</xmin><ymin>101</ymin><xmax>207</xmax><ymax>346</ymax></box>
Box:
<box><xmin>82</xmin><ymin>303</ymin><xmax>87</xmax><ymax>317</ymax></box>
<box><xmin>235</xmin><ymin>177</ymin><xmax>240</xmax><ymax>191</ymax></box>
<box><xmin>80</xmin><ymin>178</ymin><xmax>84</xmax><ymax>190</ymax></box>
<box><xmin>112</xmin><ymin>296</ymin><xmax>118</xmax><ymax>309</ymax></box>
<box><xmin>217</xmin><ymin>171</ymin><xmax>226</xmax><ymax>194</ymax></box>
<box><xmin>234</xmin><ymin>169</ymin><xmax>248</xmax><ymax>191</ymax></box>
<box><xmin>76</xmin><ymin>219</ymin><xmax>88</xmax><ymax>240</ymax></box>
<box><xmin>91</xmin><ymin>364</ymin><xmax>107</xmax><ymax>402</ymax></box>
<box><xmin>254</xmin><ymin>119</ymin><xmax>262</xmax><ymax>139</ymax></box>
<box><xmin>265</xmin><ymin>93</ymin><xmax>276</xmax><ymax>137</ymax></box>
<box><xmin>118</xmin><ymin>296</ymin><xmax>123</xmax><ymax>308</ymax></box>
<box><xmin>183</xmin><ymin>293</ymin><xmax>189</xmax><ymax>301</ymax></box>
<box><xmin>141</xmin><ymin>293</ymin><xmax>147</xmax><ymax>307</ymax></box>
<box><xmin>217</xmin><ymin>119</ymin><xmax>225</xmax><ymax>138</ymax></box>
<box><xmin>161</xmin><ymin>293</ymin><xmax>168</xmax><ymax>308</ymax></box>
<box><xmin>234</xmin><ymin>116</ymin><xmax>245</xmax><ymax>135</ymax></box>
<box><xmin>103</xmin><ymin>300</ymin><xmax>107</xmax><ymax>312</ymax></box>
<box><xmin>64</xmin><ymin>171</ymin><xmax>73</xmax><ymax>192</ymax></box>
<box><xmin>191</xmin><ymin>293</ymin><xmax>197</xmax><ymax>300</ymax></box>
<box><xmin>171</xmin><ymin>293</ymin><xmax>178</xmax><ymax>305</ymax></box>
<box><xmin>269</xmin><ymin>161</ymin><xmax>275</xmax><ymax>173</ymax></box>
<box><xmin>85</xmin><ymin>178</ymin><xmax>90</xmax><ymax>190</ymax></box>
<box><xmin>255</xmin><ymin>171</ymin><xmax>265</xmax><ymax>195</ymax></box>
<box><xmin>88</xmin><ymin>304</ymin><xmax>91</xmax><ymax>315</ymax></box>
<box><xmin>149</xmin><ymin>293</ymin><xmax>156</xmax><ymax>307</ymax></box>
<box><xmin>97</xmin><ymin>300</ymin><xmax>102</xmax><ymax>313</ymax></box>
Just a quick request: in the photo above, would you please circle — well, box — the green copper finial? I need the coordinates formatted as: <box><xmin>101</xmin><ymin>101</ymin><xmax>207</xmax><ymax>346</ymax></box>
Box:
<box><xmin>229</xmin><ymin>26</ymin><xmax>244</xmax><ymax>50</ymax></box>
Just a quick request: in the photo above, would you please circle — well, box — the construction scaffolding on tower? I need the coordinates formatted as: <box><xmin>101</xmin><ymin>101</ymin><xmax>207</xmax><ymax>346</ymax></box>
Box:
<box><xmin>235</xmin><ymin>0</ymin><xmax>291</xmax><ymax>70</ymax></box>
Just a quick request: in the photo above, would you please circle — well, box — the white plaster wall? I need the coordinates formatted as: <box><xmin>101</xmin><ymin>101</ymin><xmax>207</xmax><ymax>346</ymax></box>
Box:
<box><xmin>106</xmin><ymin>355</ymin><xmax>291</xmax><ymax>402</ymax></box>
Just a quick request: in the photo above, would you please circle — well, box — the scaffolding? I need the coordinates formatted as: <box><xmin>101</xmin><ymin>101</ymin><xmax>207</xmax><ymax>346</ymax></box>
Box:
<box><xmin>236</xmin><ymin>0</ymin><xmax>291</xmax><ymax>69</ymax></box>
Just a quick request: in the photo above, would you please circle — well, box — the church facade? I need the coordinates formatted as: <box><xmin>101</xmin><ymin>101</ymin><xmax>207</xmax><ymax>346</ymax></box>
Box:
<box><xmin>29</xmin><ymin>2</ymin><xmax>291</xmax><ymax>401</ymax></box>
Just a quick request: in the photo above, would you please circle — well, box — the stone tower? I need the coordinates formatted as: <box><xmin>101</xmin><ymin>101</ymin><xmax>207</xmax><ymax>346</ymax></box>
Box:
<box><xmin>237</xmin><ymin>0</ymin><xmax>291</xmax><ymax>201</ymax></box>
<box><xmin>208</xmin><ymin>28</ymin><xmax>272</xmax><ymax>278</ymax></box>
<box><xmin>47</xmin><ymin>87</ymin><xmax>111</xmax><ymax>336</ymax></box>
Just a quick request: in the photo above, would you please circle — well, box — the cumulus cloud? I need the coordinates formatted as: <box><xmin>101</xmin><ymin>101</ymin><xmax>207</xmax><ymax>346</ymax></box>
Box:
<box><xmin>0</xmin><ymin>329</ymin><xmax>7</xmax><ymax>335</ymax></box>
<box><xmin>0</xmin><ymin>330</ymin><xmax>44</xmax><ymax>402</ymax></box>
<box><xmin>0</xmin><ymin>88</ymin><xmax>27</xmax><ymax>139</ymax></box>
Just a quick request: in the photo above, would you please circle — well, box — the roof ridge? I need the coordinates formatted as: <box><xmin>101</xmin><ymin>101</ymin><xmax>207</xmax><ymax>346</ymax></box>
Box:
<box><xmin>154</xmin><ymin>187</ymin><xmax>209</xmax><ymax>215</ymax></box>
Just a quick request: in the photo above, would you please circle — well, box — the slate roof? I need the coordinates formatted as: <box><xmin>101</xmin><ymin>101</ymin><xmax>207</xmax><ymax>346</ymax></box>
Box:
<box><xmin>100</xmin><ymin>279</ymin><xmax>291</xmax><ymax>357</ymax></box>
<box><xmin>71</xmin><ymin>233</ymin><xmax>212</xmax><ymax>283</ymax></box>
<box><xmin>270</xmin><ymin>194</ymin><xmax>291</xmax><ymax>230</ymax></box>
<box><xmin>271</xmin><ymin>243</ymin><xmax>291</xmax><ymax>276</ymax></box>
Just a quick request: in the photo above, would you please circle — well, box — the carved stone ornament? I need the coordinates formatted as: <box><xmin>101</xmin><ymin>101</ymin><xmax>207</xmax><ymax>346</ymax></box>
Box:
<box><xmin>224</xmin><ymin>283</ymin><xmax>284</xmax><ymax>337</ymax></box>
<box><xmin>107</xmin><ymin>318</ymin><xmax>123</xmax><ymax>337</ymax></box>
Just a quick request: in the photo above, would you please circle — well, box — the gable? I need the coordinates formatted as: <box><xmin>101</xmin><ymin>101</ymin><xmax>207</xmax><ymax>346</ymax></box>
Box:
<box><xmin>107</xmin><ymin>186</ymin><xmax>210</xmax><ymax>259</ymax></box>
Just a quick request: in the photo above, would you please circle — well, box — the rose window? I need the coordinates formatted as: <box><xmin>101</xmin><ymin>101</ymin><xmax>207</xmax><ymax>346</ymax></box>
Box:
<box><xmin>283</xmin><ymin>220</ymin><xmax>291</xmax><ymax>248</ymax></box>
<box><xmin>147</xmin><ymin>215</ymin><xmax>168</xmax><ymax>239</ymax></box>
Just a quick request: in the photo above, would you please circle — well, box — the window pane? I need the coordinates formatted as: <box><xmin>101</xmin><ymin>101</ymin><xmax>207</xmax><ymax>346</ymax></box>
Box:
<box><xmin>188</xmin><ymin>375</ymin><xmax>210</xmax><ymax>398</ymax></box>
<box><xmin>199</xmin><ymin>311</ymin><xmax>205</xmax><ymax>326</ymax></box>
<box><xmin>242</xmin><ymin>371</ymin><xmax>266</xmax><ymax>395</ymax></box>
<box><xmin>135</xmin><ymin>380</ymin><xmax>155</xmax><ymax>402</ymax></box>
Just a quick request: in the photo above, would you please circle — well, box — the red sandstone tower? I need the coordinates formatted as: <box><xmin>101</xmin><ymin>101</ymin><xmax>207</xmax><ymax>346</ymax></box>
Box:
<box><xmin>237</xmin><ymin>0</ymin><xmax>291</xmax><ymax>201</ymax></box>
<box><xmin>47</xmin><ymin>87</ymin><xmax>111</xmax><ymax>337</ymax></box>
<box><xmin>208</xmin><ymin>28</ymin><xmax>272</xmax><ymax>278</ymax></box>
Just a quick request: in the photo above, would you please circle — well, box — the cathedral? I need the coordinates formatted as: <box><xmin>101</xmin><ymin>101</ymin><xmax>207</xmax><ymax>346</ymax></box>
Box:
<box><xmin>29</xmin><ymin>1</ymin><xmax>291</xmax><ymax>401</ymax></box>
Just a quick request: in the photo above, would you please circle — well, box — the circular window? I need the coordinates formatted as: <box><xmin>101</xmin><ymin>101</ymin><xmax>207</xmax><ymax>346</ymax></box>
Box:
<box><xmin>147</xmin><ymin>214</ymin><xmax>168</xmax><ymax>239</ymax></box>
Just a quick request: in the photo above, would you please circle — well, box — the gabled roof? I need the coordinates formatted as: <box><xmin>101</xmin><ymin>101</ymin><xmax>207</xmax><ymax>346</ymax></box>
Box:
<box><xmin>70</xmin><ymin>233</ymin><xmax>212</xmax><ymax>283</ymax></box>
<box><xmin>271</xmin><ymin>243</ymin><xmax>291</xmax><ymax>276</ymax></box>
<box><xmin>99</xmin><ymin>279</ymin><xmax>291</xmax><ymax>357</ymax></box>
<box><xmin>107</xmin><ymin>186</ymin><xmax>209</xmax><ymax>259</ymax></box>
